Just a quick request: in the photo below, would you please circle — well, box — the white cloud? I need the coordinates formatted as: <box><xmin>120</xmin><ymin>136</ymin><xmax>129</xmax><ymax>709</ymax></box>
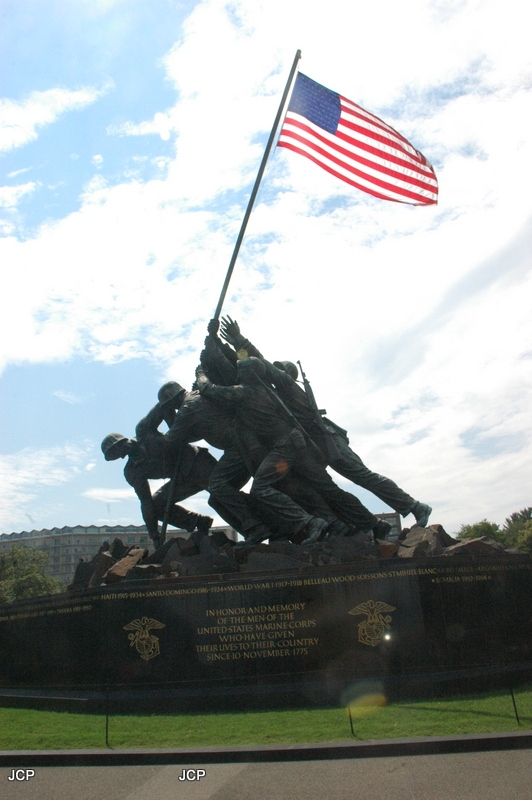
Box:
<box><xmin>83</xmin><ymin>487</ymin><xmax>136</xmax><ymax>503</ymax></box>
<box><xmin>0</xmin><ymin>444</ymin><xmax>92</xmax><ymax>531</ymax></box>
<box><xmin>0</xmin><ymin>182</ymin><xmax>37</xmax><ymax>208</ymax></box>
<box><xmin>53</xmin><ymin>390</ymin><xmax>83</xmax><ymax>404</ymax></box>
<box><xmin>7</xmin><ymin>167</ymin><xmax>33</xmax><ymax>179</ymax></box>
<box><xmin>107</xmin><ymin>112</ymin><xmax>173</xmax><ymax>141</ymax></box>
<box><xmin>0</xmin><ymin>84</ymin><xmax>109</xmax><ymax>153</ymax></box>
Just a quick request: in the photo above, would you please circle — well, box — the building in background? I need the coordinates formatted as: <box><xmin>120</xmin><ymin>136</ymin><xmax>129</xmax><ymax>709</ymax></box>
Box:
<box><xmin>0</xmin><ymin>524</ymin><xmax>238</xmax><ymax>586</ymax></box>
<box><xmin>376</xmin><ymin>512</ymin><xmax>402</xmax><ymax>541</ymax></box>
<box><xmin>0</xmin><ymin>513</ymin><xmax>400</xmax><ymax>586</ymax></box>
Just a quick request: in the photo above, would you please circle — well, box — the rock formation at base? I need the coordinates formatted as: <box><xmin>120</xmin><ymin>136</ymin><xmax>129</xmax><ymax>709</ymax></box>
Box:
<box><xmin>67</xmin><ymin>523</ymin><xmax>526</xmax><ymax>591</ymax></box>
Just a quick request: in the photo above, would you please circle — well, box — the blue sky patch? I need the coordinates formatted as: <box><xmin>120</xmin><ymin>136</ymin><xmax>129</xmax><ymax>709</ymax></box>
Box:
<box><xmin>460</xmin><ymin>426</ymin><xmax>525</xmax><ymax>459</ymax></box>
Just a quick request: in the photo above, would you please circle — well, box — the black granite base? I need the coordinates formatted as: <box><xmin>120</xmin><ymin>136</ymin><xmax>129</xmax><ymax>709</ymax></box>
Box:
<box><xmin>1</xmin><ymin>556</ymin><xmax>531</xmax><ymax>710</ymax></box>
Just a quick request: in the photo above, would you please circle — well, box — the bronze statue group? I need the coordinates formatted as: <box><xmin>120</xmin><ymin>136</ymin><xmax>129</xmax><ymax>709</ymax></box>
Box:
<box><xmin>102</xmin><ymin>318</ymin><xmax>432</xmax><ymax>550</ymax></box>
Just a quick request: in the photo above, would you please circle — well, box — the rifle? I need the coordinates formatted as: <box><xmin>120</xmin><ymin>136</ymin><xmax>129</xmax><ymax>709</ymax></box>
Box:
<box><xmin>297</xmin><ymin>360</ymin><xmax>342</xmax><ymax>463</ymax></box>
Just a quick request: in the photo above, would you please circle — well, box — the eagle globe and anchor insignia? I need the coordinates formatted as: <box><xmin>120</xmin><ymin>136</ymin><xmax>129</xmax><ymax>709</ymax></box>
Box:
<box><xmin>124</xmin><ymin>617</ymin><xmax>165</xmax><ymax>661</ymax></box>
<box><xmin>349</xmin><ymin>600</ymin><xmax>396</xmax><ymax>647</ymax></box>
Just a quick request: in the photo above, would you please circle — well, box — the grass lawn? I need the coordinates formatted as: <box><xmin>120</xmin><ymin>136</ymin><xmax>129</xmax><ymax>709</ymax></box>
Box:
<box><xmin>1</xmin><ymin>686</ymin><xmax>531</xmax><ymax>750</ymax></box>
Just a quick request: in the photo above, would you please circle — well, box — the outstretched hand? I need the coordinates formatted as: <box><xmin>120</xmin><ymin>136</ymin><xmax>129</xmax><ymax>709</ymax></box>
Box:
<box><xmin>220</xmin><ymin>315</ymin><xmax>240</xmax><ymax>345</ymax></box>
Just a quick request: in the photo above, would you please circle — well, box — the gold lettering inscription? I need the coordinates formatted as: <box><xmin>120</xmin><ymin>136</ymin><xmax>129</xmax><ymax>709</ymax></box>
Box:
<box><xmin>431</xmin><ymin>574</ymin><xmax>491</xmax><ymax>584</ymax></box>
<box><xmin>196</xmin><ymin>601</ymin><xmax>319</xmax><ymax>661</ymax></box>
<box><xmin>0</xmin><ymin>604</ymin><xmax>92</xmax><ymax>622</ymax></box>
<box><xmin>2</xmin><ymin>563</ymin><xmax>529</xmax><ymax>626</ymax></box>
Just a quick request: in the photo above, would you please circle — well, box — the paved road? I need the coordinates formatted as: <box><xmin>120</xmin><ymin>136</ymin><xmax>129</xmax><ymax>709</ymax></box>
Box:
<box><xmin>2</xmin><ymin>750</ymin><xmax>532</xmax><ymax>800</ymax></box>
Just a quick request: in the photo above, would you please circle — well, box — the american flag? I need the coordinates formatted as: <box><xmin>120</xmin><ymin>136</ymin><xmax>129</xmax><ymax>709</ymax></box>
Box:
<box><xmin>277</xmin><ymin>73</ymin><xmax>438</xmax><ymax>206</ymax></box>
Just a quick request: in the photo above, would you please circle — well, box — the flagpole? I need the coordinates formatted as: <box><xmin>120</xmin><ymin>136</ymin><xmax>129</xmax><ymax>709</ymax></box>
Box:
<box><xmin>213</xmin><ymin>49</ymin><xmax>302</xmax><ymax>320</ymax></box>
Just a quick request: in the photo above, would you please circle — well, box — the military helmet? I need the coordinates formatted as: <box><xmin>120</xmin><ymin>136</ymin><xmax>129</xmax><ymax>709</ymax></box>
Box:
<box><xmin>101</xmin><ymin>433</ymin><xmax>128</xmax><ymax>460</ymax></box>
<box><xmin>273</xmin><ymin>360</ymin><xmax>298</xmax><ymax>380</ymax></box>
<box><xmin>157</xmin><ymin>381</ymin><xmax>186</xmax><ymax>408</ymax></box>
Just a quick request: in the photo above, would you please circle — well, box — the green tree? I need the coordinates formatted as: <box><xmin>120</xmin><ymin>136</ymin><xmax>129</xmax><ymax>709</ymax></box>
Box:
<box><xmin>456</xmin><ymin>508</ymin><xmax>532</xmax><ymax>552</ymax></box>
<box><xmin>515</xmin><ymin>519</ymin><xmax>532</xmax><ymax>555</ymax></box>
<box><xmin>515</xmin><ymin>520</ymin><xmax>532</xmax><ymax>554</ymax></box>
<box><xmin>502</xmin><ymin>507</ymin><xmax>532</xmax><ymax>547</ymax></box>
<box><xmin>457</xmin><ymin>519</ymin><xmax>503</xmax><ymax>542</ymax></box>
<box><xmin>0</xmin><ymin>546</ymin><xmax>64</xmax><ymax>605</ymax></box>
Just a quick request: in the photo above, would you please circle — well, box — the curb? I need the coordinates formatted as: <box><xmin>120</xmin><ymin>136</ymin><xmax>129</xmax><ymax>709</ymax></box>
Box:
<box><xmin>1</xmin><ymin>730</ymin><xmax>531</xmax><ymax>767</ymax></box>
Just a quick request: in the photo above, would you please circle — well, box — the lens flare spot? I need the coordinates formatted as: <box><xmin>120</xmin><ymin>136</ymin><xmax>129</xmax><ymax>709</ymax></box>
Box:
<box><xmin>347</xmin><ymin>692</ymin><xmax>387</xmax><ymax>718</ymax></box>
<box><xmin>342</xmin><ymin>680</ymin><xmax>386</xmax><ymax>718</ymax></box>
<box><xmin>275</xmin><ymin>460</ymin><xmax>289</xmax><ymax>475</ymax></box>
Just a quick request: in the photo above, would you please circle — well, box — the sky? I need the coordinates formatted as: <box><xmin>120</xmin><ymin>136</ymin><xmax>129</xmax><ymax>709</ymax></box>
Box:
<box><xmin>0</xmin><ymin>0</ymin><xmax>531</xmax><ymax>538</ymax></box>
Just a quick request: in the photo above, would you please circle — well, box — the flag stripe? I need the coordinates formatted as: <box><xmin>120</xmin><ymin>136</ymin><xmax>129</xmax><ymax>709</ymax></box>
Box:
<box><xmin>279</xmin><ymin>116</ymin><xmax>437</xmax><ymax>204</ymax></box>
<box><xmin>337</xmin><ymin>127</ymin><xmax>433</xmax><ymax>182</ymax></box>
<box><xmin>338</xmin><ymin>117</ymin><xmax>432</xmax><ymax>176</ymax></box>
<box><xmin>280</xmin><ymin>127</ymin><xmax>433</xmax><ymax>203</ymax></box>
<box><xmin>341</xmin><ymin>98</ymin><xmax>418</xmax><ymax>152</ymax></box>
<box><xmin>283</xmin><ymin>115</ymin><xmax>435</xmax><ymax>192</ymax></box>
<box><xmin>279</xmin><ymin>140</ymin><xmax>416</xmax><ymax>204</ymax></box>
<box><xmin>339</xmin><ymin>111</ymin><xmax>433</xmax><ymax>175</ymax></box>
<box><xmin>277</xmin><ymin>73</ymin><xmax>438</xmax><ymax>206</ymax></box>
<box><xmin>279</xmin><ymin>129</ymin><xmax>432</xmax><ymax>204</ymax></box>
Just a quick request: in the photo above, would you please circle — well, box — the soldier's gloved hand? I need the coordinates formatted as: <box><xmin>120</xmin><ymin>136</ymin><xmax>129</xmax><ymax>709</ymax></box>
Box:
<box><xmin>203</xmin><ymin>335</ymin><xmax>217</xmax><ymax>353</ymax></box>
<box><xmin>220</xmin><ymin>316</ymin><xmax>240</xmax><ymax>345</ymax></box>
<box><xmin>207</xmin><ymin>318</ymin><xmax>220</xmax><ymax>337</ymax></box>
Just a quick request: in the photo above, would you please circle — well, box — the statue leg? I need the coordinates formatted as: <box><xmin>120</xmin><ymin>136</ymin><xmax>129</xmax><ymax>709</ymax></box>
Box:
<box><xmin>250</xmin><ymin>444</ymin><xmax>316</xmax><ymax>536</ymax></box>
<box><xmin>152</xmin><ymin>482</ymin><xmax>207</xmax><ymax>533</ymax></box>
<box><xmin>208</xmin><ymin>448</ymin><xmax>272</xmax><ymax>540</ymax></box>
<box><xmin>291</xmin><ymin>448</ymin><xmax>378</xmax><ymax>529</ymax></box>
<box><xmin>328</xmin><ymin>433</ymin><xmax>416</xmax><ymax>516</ymax></box>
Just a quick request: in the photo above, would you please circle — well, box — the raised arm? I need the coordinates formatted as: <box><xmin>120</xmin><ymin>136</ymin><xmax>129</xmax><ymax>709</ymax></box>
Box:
<box><xmin>134</xmin><ymin>403</ymin><xmax>166</xmax><ymax>441</ymax></box>
<box><xmin>200</xmin><ymin>321</ymin><xmax>238</xmax><ymax>385</ymax></box>
<box><xmin>195</xmin><ymin>362</ymin><xmax>245</xmax><ymax>407</ymax></box>
<box><xmin>220</xmin><ymin>316</ymin><xmax>264</xmax><ymax>360</ymax></box>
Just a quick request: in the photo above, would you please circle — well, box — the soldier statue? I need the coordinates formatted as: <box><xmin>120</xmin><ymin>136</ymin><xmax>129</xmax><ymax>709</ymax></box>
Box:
<box><xmin>101</xmin><ymin>384</ymin><xmax>214</xmax><ymax>548</ymax></box>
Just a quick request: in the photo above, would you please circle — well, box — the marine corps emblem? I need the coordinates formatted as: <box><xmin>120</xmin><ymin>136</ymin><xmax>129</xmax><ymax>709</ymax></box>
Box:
<box><xmin>124</xmin><ymin>616</ymin><xmax>165</xmax><ymax>661</ymax></box>
<box><xmin>348</xmin><ymin>600</ymin><xmax>396</xmax><ymax>647</ymax></box>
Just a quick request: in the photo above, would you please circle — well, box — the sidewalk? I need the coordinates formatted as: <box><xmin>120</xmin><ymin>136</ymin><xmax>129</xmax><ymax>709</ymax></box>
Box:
<box><xmin>1</xmin><ymin>732</ymin><xmax>532</xmax><ymax>800</ymax></box>
<box><xmin>2</xmin><ymin>749</ymin><xmax>532</xmax><ymax>800</ymax></box>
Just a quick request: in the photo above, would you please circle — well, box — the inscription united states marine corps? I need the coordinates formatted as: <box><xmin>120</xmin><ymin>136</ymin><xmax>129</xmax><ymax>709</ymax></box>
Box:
<box><xmin>348</xmin><ymin>600</ymin><xmax>396</xmax><ymax>647</ymax></box>
<box><xmin>124</xmin><ymin>616</ymin><xmax>165</xmax><ymax>661</ymax></box>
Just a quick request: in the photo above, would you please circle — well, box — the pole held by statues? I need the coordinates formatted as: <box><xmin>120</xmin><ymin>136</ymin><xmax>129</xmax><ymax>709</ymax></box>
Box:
<box><xmin>212</xmin><ymin>49</ymin><xmax>302</xmax><ymax>321</ymax></box>
<box><xmin>160</xmin><ymin>52</ymin><xmax>301</xmax><ymax>544</ymax></box>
